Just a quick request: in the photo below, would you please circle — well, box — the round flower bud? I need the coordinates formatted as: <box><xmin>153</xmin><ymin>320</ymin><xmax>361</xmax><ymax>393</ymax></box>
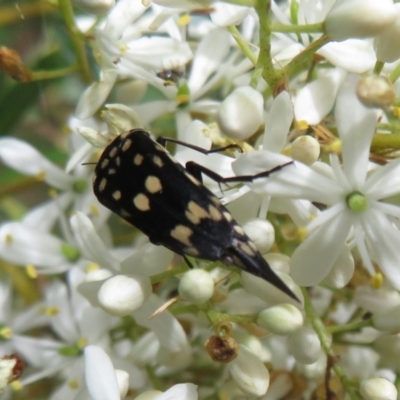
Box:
<box><xmin>115</xmin><ymin>369</ymin><xmax>129</xmax><ymax>399</ymax></box>
<box><xmin>324</xmin><ymin>0</ymin><xmax>397</xmax><ymax>41</ymax></box>
<box><xmin>356</xmin><ymin>76</ymin><xmax>396</xmax><ymax>109</ymax></box>
<box><xmin>360</xmin><ymin>378</ymin><xmax>397</xmax><ymax>400</ymax></box>
<box><xmin>242</xmin><ymin>219</ymin><xmax>275</xmax><ymax>255</ymax></box>
<box><xmin>374</xmin><ymin>4</ymin><xmax>400</xmax><ymax>63</ymax></box>
<box><xmin>257</xmin><ymin>304</ymin><xmax>304</xmax><ymax>335</ymax></box>
<box><xmin>291</xmin><ymin>136</ymin><xmax>320</xmax><ymax>165</ymax></box>
<box><xmin>134</xmin><ymin>390</ymin><xmax>163</xmax><ymax>400</ymax></box>
<box><xmin>264</xmin><ymin>253</ymin><xmax>291</xmax><ymax>274</ymax></box>
<box><xmin>98</xmin><ymin>275</ymin><xmax>152</xmax><ymax>316</ymax></box>
<box><xmin>178</xmin><ymin>269</ymin><xmax>214</xmax><ymax>304</ymax></box>
<box><xmin>72</xmin><ymin>0</ymin><xmax>115</xmax><ymax>14</ymax></box>
<box><xmin>228</xmin><ymin>344</ymin><xmax>269</xmax><ymax>396</ymax></box>
<box><xmin>288</xmin><ymin>326</ymin><xmax>322</xmax><ymax>365</ymax></box>
<box><xmin>218</xmin><ymin>86</ymin><xmax>263</xmax><ymax>140</ymax></box>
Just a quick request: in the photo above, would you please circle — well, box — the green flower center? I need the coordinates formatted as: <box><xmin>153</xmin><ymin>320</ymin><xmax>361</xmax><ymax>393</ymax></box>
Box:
<box><xmin>61</xmin><ymin>243</ymin><xmax>81</xmax><ymax>262</ymax></box>
<box><xmin>346</xmin><ymin>191</ymin><xmax>369</xmax><ymax>213</ymax></box>
<box><xmin>73</xmin><ymin>179</ymin><xmax>88</xmax><ymax>194</ymax></box>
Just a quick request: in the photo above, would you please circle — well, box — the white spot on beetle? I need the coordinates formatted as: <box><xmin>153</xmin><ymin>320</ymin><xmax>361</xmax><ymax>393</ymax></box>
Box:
<box><xmin>170</xmin><ymin>225</ymin><xmax>193</xmax><ymax>246</ymax></box>
<box><xmin>145</xmin><ymin>176</ymin><xmax>162</xmax><ymax>194</ymax></box>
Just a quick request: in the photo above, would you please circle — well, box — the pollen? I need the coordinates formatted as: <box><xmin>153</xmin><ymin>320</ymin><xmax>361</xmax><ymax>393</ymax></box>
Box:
<box><xmin>145</xmin><ymin>176</ymin><xmax>162</xmax><ymax>193</ymax></box>
<box><xmin>134</xmin><ymin>193</ymin><xmax>150</xmax><ymax>211</ymax></box>
<box><xmin>25</xmin><ymin>264</ymin><xmax>38</xmax><ymax>278</ymax></box>
<box><xmin>171</xmin><ymin>225</ymin><xmax>193</xmax><ymax>246</ymax></box>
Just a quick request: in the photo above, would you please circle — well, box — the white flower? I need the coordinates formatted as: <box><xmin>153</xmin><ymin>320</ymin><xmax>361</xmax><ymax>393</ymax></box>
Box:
<box><xmin>75</xmin><ymin>0</ymin><xmax>192</xmax><ymax>119</ymax></box>
<box><xmin>257</xmin><ymin>304</ymin><xmax>304</xmax><ymax>335</ymax></box>
<box><xmin>218</xmin><ymin>86</ymin><xmax>264</xmax><ymax>140</ymax></box>
<box><xmin>287</xmin><ymin>326</ymin><xmax>322</xmax><ymax>365</ymax></box>
<box><xmin>233</xmin><ymin>74</ymin><xmax>400</xmax><ymax>289</ymax></box>
<box><xmin>229</xmin><ymin>344</ymin><xmax>269</xmax><ymax>396</ymax></box>
<box><xmin>360</xmin><ymin>377</ymin><xmax>397</xmax><ymax>400</ymax></box>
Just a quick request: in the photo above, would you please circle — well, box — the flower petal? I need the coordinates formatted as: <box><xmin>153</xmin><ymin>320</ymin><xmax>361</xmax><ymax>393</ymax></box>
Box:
<box><xmin>232</xmin><ymin>151</ymin><xmax>343</xmax><ymax>204</ymax></box>
<box><xmin>294</xmin><ymin>69</ymin><xmax>346</xmax><ymax>125</ymax></box>
<box><xmin>335</xmin><ymin>74</ymin><xmax>379</xmax><ymax>188</ymax></box>
<box><xmin>264</xmin><ymin>91</ymin><xmax>293</xmax><ymax>152</ymax></box>
<box><xmin>84</xmin><ymin>346</ymin><xmax>120</xmax><ymax>400</ymax></box>
<box><xmin>290</xmin><ymin>209</ymin><xmax>354</xmax><ymax>286</ymax></box>
<box><xmin>361</xmin><ymin>208</ymin><xmax>400</xmax><ymax>290</ymax></box>
<box><xmin>0</xmin><ymin>138</ymin><xmax>73</xmax><ymax>190</ymax></box>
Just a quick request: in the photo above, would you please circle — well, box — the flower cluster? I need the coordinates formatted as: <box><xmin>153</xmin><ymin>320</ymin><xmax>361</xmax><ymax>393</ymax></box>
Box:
<box><xmin>2</xmin><ymin>0</ymin><xmax>400</xmax><ymax>399</ymax></box>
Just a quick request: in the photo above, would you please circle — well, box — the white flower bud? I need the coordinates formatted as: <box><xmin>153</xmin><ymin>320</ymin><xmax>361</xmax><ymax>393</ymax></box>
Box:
<box><xmin>374</xmin><ymin>4</ymin><xmax>400</xmax><ymax>62</ymax></box>
<box><xmin>257</xmin><ymin>304</ymin><xmax>304</xmax><ymax>335</ymax></box>
<box><xmin>134</xmin><ymin>390</ymin><xmax>163</xmax><ymax>400</ymax></box>
<box><xmin>291</xmin><ymin>136</ymin><xmax>320</xmax><ymax>165</ymax></box>
<box><xmin>178</xmin><ymin>269</ymin><xmax>214</xmax><ymax>304</ymax></box>
<box><xmin>373</xmin><ymin>304</ymin><xmax>400</xmax><ymax>331</ymax></box>
<box><xmin>218</xmin><ymin>86</ymin><xmax>263</xmax><ymax>140</ymax></box>
<box><xmin>242</xmin><ymin>219</ymin><xmax>275</xmax><ymax>255</ymax></box>
<box><xmin>228</xmin><ymin>344</ymin><xmax>269</xmax><ymax>396</ymax></box>
<box><xmin>234</xmin><ymin>332</ymin><xmax>263</xmax><ymax>356</ymax></box>
<box><xmin>360</xmin><ymin>378</ymin><xmax>397</xmax><ymax>400</ymax></box>
<box><xmin>115</xmin><ymin>369</ymin><xmax>129</xmax><ymax>399</ymax></box>
<box><xmin>98</xmin><ymin>274</ymin><xmax>152</xmax><ymax>316</ymax></box>
<box><xmin>288</xmin><ymin>326</ymin><xmax>322</xmax><ymax>365</ymax></box>
<box><xmin>72</xmin><ymin>0</ymin><xmax>114</xmax><ymax>15</ymax></box>
<box><xmin>356</xmin><ymin>75</ymin><xmax>396</xmax><ymax>109</ymax></box>
<box><xmin>325</xmin><ymin>0</ymin><xmax>397</xmax><ymax>41</ymax></box>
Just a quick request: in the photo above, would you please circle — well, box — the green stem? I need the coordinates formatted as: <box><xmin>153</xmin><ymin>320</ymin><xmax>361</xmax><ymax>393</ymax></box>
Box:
<box><xmin>271</xmin><ymin>22</ymin><xmax>323</xmax><ymax>34</ymax></box>
<box><xmin>302</xmin><ymin>288</ymin><xmax>361</xmax><ymax>400</ymax></box>
<box><xmin>255</xmin><ymin>0</ymin><xmax>283</xmax><ymax>95</ymax></box>
<box><xmin>371</xmin><ymin>133</ymin><xmax>400</xmax><ymax>151</ymax></box>
<box><xmin>58</xmin><ymin>0</ymin><xmax>92</xmax><ymax>82</ymax></box>
<box><xmin>222</xmin><ymin>0</ymin><xmax>255</xmax><ymax>6</ymax></box>
<box><xmin>199</xmin><ymin>304</ymin><xmax>257</xmax><ymax>326</ymax></box>
<box><xmin>151</xmin><ymin>264</ymin><xmax>188</xmax><ymax>284</ymax></box>
<box><xmin>227</xmin><ymin>25</ymin><xmax>257</xmax><ymax>66</ymax></box>
<box><xmin>31</xmin><ymin>65</ymin><xmax>80</xmax><ymax>80</ymax></box>
<box><xmin>373</xmin><ymin>61</ymin><xmax>384</xmax><ymax>75</ymax></box>
<box><xmin>285</xmin><ymin>35</ymin><xmax>331</xmax><ymax>78</ymax></box>
<box><xmin>326</xmin><ymin>319</ymin><xmax>373</xmax><ymax>334</ymax></box>
<box><xmin>391</xmin><ymin>63</ymin><xmax>400</xmax><ymax>83</ymax></box>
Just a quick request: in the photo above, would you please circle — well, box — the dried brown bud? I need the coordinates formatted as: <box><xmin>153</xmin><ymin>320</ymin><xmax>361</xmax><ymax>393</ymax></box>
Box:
<box><xmin>3</xmin><ymin>354</ymin><xmax>24</xmax><ymax>381</ymax></box>
<box><xmin>0</xmin><ymin>47</ymin><xmax>32</xmax><ymax>82</ymax></box>
<box><xmin>204</xmin><ymin>335</ymin><xmax>238</xmax><ymax>363</ymax></box>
